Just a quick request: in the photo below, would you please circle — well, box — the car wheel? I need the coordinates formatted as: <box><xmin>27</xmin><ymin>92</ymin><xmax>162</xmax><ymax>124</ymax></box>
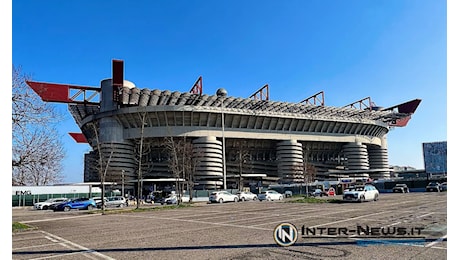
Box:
<box><xmin>64</xmin><ymin>206</ymin><xmax>71</xmax><ymax>212</ymax></box>
<box><xmin>279</xmin><ymin>196</ymin><xmax>282</xmax><ymax>200</ymax></box>
<box><xmin>374</xmin><ymin>194</ymin><xmax>379</xmax><ymax>201</ymax></box>
<box><xmin>219</xmin><ymin>198</ymin><xmax>224</xmax><ymax>203</ymax></box>
<box><xmin>119</xmin><ymin>203</ymin><xmax>124</xmax><ymax>208</ymax></box>
<box><xmin>234</xmin><ymin>197</ymin><xmax>238</xmax><ymax>203</ymax></box>
<box><xmin>253</xmin><ymin>197</ymin><xmax>257</xmax><ymax>201</ymax></box>
<box><xmin>359</xmin><ymin>195</ymin><xmax>365</xmax><ymax>203</ymax></box>
<box><xmin>87</xmin><ymin>205</ymin><xmax>93</xmax><ymax>210</ymax></box>
<box><xmin>43</xmin><ymin>206</ymin><xmax>48</xmax><ymax>210</ymax></box>
<box><xmin>241</xmin><ymin>197</ymin><xmax>245</xmax><ymax>202</ymax></box>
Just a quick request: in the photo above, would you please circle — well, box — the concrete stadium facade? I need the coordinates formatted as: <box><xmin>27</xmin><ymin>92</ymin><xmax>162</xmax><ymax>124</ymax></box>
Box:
<box><xmin>66</xmin><ymin>76</ymin><xmax>419</xmax><ymax>193</ymax></box>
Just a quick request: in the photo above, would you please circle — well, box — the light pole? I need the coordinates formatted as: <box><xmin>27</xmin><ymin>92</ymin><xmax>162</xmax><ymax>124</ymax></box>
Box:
<box><xmin>216</xmin><ymin>88</ymin><xmax>227</xmax><ymax>190</ymax></box>
<box><xmin>121</xmin><ymin>169</ymin><xmax>125</xmax><ymax>197</ymax></box>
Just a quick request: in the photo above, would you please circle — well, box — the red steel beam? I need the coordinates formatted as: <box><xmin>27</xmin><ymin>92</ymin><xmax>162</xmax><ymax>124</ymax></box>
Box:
<box><xmin>300</xmin><ymin>91</ymin><xmax>325</xmax><ymax>106</ymax></box>
<box><xmin>343</xmin><ymin>97</ymin><xmax>373</xmax><ymax>110</ymax></box>
<box><xmin>249</xmin><ymin>84</ymin><xmax>269</xmax><ymax>101</ymax></box>
<box><xmin>69</xmin><ymin>133</ymin><xmax>88</xmax><ymax>143</ymax></box>
<box><xmin>26</xmin><ymin>81</ymin><xmax>100</xmax><ymax>104</ymax></box>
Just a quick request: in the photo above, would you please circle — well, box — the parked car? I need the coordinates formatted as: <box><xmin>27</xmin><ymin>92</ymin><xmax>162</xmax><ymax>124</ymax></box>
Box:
<box><xmin>34</xmin><ymin>198</ymin><xmax>69</xmax><ymax>210</ymax></box>
<box><xmin>284</xmin><ymin>190</ymin><xmax>293</xmax><ymax>198</ymax></box>
<box><xmin>258</xmin><ymin>190</ymin><xmax>284</xmax><ymax>201</ymax></box>
<box><xmin>426</xmin><ymin>182</ymin><xmax>441</xmax><ymax>192</ymax></box>
<box><xmin>440</xmin><ymin>182</ymin><xmax>447</xmax><ymax>192</ymax></box>
<box><xmin>91</xmin><ymin>197</ymin><xmax>105</xmax><ymax>208</ymax></box>
<box><xmin>313</xmin><ymin>189</ymin><xmax>323</xmax><ymax>197</ymax></box>
<box><xmin>392</xmin><ymin>184</ymin><xmax>410</xmax><ymax>193</ymax></box>
<box><xmin>312</xmin><ymin>188</ymin><xmax>328</xmax><ymax>197</ymax></box>
<box><xmin>236</xmin><ymin>191</ymin><xmax>258</xmax><ymax>201</ymax></box>
<box><xmin>343</xmin><ymin>184</ymin><xmax>379</xmax><ymax>202</ymax></box>
<box><xmin>209</xmin><ymin>191</ymin><xmax>239</xmax><ymax>203</ymax></box>
<box><xmin>106</xmin><ymin>196</ymin><xmax>128</xmax><ymax>208</ymax></box>
<box><xmin>53</xmin><ymin>198</ymin><xmax>97</xmax><ymax>211</ymax></box>
<box><xmin>160</xmin><ymin>194</ymin><xmax>178</xmax><ymax>205</ymax></box>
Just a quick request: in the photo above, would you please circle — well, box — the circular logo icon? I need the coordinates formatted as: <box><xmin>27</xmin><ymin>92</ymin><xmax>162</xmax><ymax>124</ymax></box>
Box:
<box><xmin>273</xmin><ymin>222</ymin><xmax>298</xmax><ymax>247</ymax></box>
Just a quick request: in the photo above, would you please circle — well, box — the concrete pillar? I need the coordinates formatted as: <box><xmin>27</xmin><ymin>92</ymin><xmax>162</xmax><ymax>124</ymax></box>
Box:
<box><xmin>192</xmin><ymin>136</ymin><xmax>224</xmax><ymax>189</ymax></box>
<box><xmin>342</xmin><ymin>142</ymin><xmax>369</xmax><ymax>178</ymax></box>
<box><xmin>368</xmin><ymin>146</ymin><xmax>391</xmax><ymax>179</ymax></box>
<box><xmin>277</xmin><ymin>140</ymin><xmax>304</xmax><ymax>184</ymax></box>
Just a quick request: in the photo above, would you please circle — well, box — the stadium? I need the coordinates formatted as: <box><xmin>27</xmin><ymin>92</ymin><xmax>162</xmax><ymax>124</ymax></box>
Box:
<box><xmin>27</xmin><ymin>60</ymin><xmax>421</xmax><ymax>195</ymax></box>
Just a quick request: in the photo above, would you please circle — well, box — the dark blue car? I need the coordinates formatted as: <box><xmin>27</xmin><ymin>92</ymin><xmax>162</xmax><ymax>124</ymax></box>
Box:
<box><xmin>53</xmin><ymin>198</ymin><xmax>97</xmax><ymax>212</ymax></box>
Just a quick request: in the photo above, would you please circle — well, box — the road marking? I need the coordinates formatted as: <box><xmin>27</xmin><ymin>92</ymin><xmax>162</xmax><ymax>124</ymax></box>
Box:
<box><xmin>121</xmin><ymin>214</ymin><xmax>273</xmax><ymax>231</ymax></box>
<box><xmin>426</xmin><ymin>234</ymin><xmax>447</xmax><ymax>248</ymax></box>
<box><xmin>13</xmin><ymin>242</ymin><xmax>61</xmax><ymax>251</ymax></box>
<box><xmin>20</xmin><ymin>213</ymin><xmax>102</xmax><ymax>224</ymax></box>
<box><xmin>26</xmin><ymin>230</ymin><xmax>116</xmax><ymax>260</ymax></box>
<box><xmin>250</xmin><ymin>209</ymin><xmax>359</xmax><ymax>227</ymax></box>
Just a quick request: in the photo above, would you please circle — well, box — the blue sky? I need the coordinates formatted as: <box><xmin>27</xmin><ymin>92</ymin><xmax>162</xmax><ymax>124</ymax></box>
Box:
<box><xmin>11</xmin><ymin>0</ymin><xmax>448</xmax><ymax>184</ymax></box>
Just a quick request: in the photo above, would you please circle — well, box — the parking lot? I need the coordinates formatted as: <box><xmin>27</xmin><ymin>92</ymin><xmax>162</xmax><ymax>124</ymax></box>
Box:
<box><xmin>12</xmin><ymin>192</ymin><xmax>447</xmax><ymax>260</ymax></box>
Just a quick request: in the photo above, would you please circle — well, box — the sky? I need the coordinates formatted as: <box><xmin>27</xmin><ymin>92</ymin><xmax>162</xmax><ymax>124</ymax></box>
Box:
<box><xmin>10</xmin><ymin>0</ymin><xmax>449</xmax><ymax>184</ymax></box>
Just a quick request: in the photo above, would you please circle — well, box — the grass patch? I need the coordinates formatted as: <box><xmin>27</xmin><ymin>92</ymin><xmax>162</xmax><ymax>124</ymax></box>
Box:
<box><xmin>12</xmin><ymin>222</ymin><xmax>36</xmax><ymax>232</ymax></box>
<box><xmin>287</xmin><ymin>196</ymin><xmax>343</xmax><ymax>203</ymax></box>
<box><xmin>93</xmin><ymin>203</ymin><xmax>194</xmax><ymax>215</ymax></box>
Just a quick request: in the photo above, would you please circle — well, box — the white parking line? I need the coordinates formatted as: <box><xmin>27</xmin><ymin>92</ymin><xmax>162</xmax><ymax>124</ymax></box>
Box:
<box><xmin>250</xmin><ymin>209</ymin><xmax>359</xmax><ymax>227</ymax></box>
<box><xmin>120</xmin><ymin>214</ymin><xmax>273</xmax><ymax>231</ymax></box>
<box><xmin>426</xmin><ymin>234</ymin><xmax>447</xmax><ymax>248</ymax></box>
<box><xmin>25</xmin><ymin>230</ymin><xmax>116</xmax><ymax>260</ymax></box>
<box><xmin>20</xmin><ymin>213</ymin><xmax>102</xmax><ymax>224</ymax></box>
<box><xmin>13</xmin><ymin>242</ymin><xmax>60</xmax><ymax>251</ymax></box>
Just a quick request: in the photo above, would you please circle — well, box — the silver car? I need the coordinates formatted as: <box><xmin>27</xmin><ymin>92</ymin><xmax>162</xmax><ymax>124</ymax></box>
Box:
<box><xmin>236</xmin><ymin>191</ymin><xmax>258</xmax><ymax>201</ymax></box>
<box><xmin>258</xmin><ymin>190</ymin><xmax>284</xmax><ymax>201</ymax></box>
<box><xmin>343</xmin><ymin>185</ymin><xmax>379</xmax><ymax>202</ymax></box>
<box><xmin>106</xmin><ymin>196</ymin><xmax>128</xmax><ymax>208</ymax></box>
<box><xmin>209</xmin><ymin>191</ymin><xmax>239</xmax><ymax>203</ymax></box>
<box><xmin>34</xmin><ymin>198</ymin><xmax>69</xmax><ymax>210</ymax></box>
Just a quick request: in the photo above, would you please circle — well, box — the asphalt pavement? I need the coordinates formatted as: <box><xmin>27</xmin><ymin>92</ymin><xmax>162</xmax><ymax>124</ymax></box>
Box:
<box><xmin>12</xmin><ymin>192</ymin><xmax>447</xmax><ymax>259</ymax></box>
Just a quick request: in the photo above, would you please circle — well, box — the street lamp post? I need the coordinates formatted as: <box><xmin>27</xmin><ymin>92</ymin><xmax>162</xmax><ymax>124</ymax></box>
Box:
<box><xmin>216</xmin><ymin>88</ymin><xmax>227</xmax><ymax>190</ymax></box>
<box><xmin>122</xmin><ymin>170</ymin><xmax>125</xmax><ymax>197</ymax></box>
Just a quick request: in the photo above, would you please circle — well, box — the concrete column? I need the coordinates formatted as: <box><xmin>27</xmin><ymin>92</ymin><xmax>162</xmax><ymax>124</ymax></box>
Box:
<box><xmin>100</xmin><ymin>78</ymin><xmax>135</xmax><ymax>112</ymax></box>
<box><xmin>368</xmin><ymin>146</ymin><xmax>391</xmax><ymax>179</ymax></box>
<box><xmin>277</xmin><ymin>140</ymin><xmax>304</xmax><ymax>184</ymax></box>
<box><xmin>343</xmin><ymin>142</ymin><xmax>369</xmax><ymax>170</ymax></box>
<box><xmin>342</xmin><ymin>142</ymin><xmax>369</xmax><ymax>178</ymax></box>
<box><xmin>192</xmin><ymin>136</ymin><xmax>224</xmax><ymax>189</ymax></box>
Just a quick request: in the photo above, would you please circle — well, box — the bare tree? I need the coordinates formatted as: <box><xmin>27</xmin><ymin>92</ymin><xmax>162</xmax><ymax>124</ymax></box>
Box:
<box><xmin>163</xmin><ymin>136</ymin><xmax>184</xmax><ymax>205</ymax></box>
<box><xmin>163</xmin><ymin>136</ymin><xmax>197</xmax><ymax>204</ymax></box>
<box><xmin>183</xmin><ymin>137</ymin><xmax>198</xmax><ymax>203</ymax></box>
<box><xmin>133</xmin><ymin>112</ymin><xmax>148</xmax><ymax>209</ymax></box>
<box><xmin>12</xmin><ymin>65</ymin><xmax>65</xmax><ymax>185</ymax></box>
<box><xmin>91</xmin><ymin>123</ymin><xmax>114</xmax><ymax>212</ymax></box>
<box><xmin>233</xmin><ymin>141</ymin><xmax>251</xmax><ymax>191</ymax></box>
<box><xmin>303</xmin><ymin>159</ymin><xmax>317</xmax><ymax>196</ymax></box>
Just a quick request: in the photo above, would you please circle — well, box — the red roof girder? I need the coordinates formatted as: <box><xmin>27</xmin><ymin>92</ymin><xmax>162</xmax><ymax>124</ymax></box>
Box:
<box><xmin>69</xmin><ymin>133</ymin><xmax>88</xmax><ymax>143</ymax></box>
<box><xmin>26</xmin><ymin>81</ymin><xmax>100</xmax><ymax>104</ymax></box>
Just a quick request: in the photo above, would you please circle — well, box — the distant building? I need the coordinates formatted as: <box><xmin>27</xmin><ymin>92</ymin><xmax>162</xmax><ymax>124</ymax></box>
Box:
<box><xmin>423</xmin><ymin>141</ymin><xmax>447</xmax><ymax>176</ymax></box>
